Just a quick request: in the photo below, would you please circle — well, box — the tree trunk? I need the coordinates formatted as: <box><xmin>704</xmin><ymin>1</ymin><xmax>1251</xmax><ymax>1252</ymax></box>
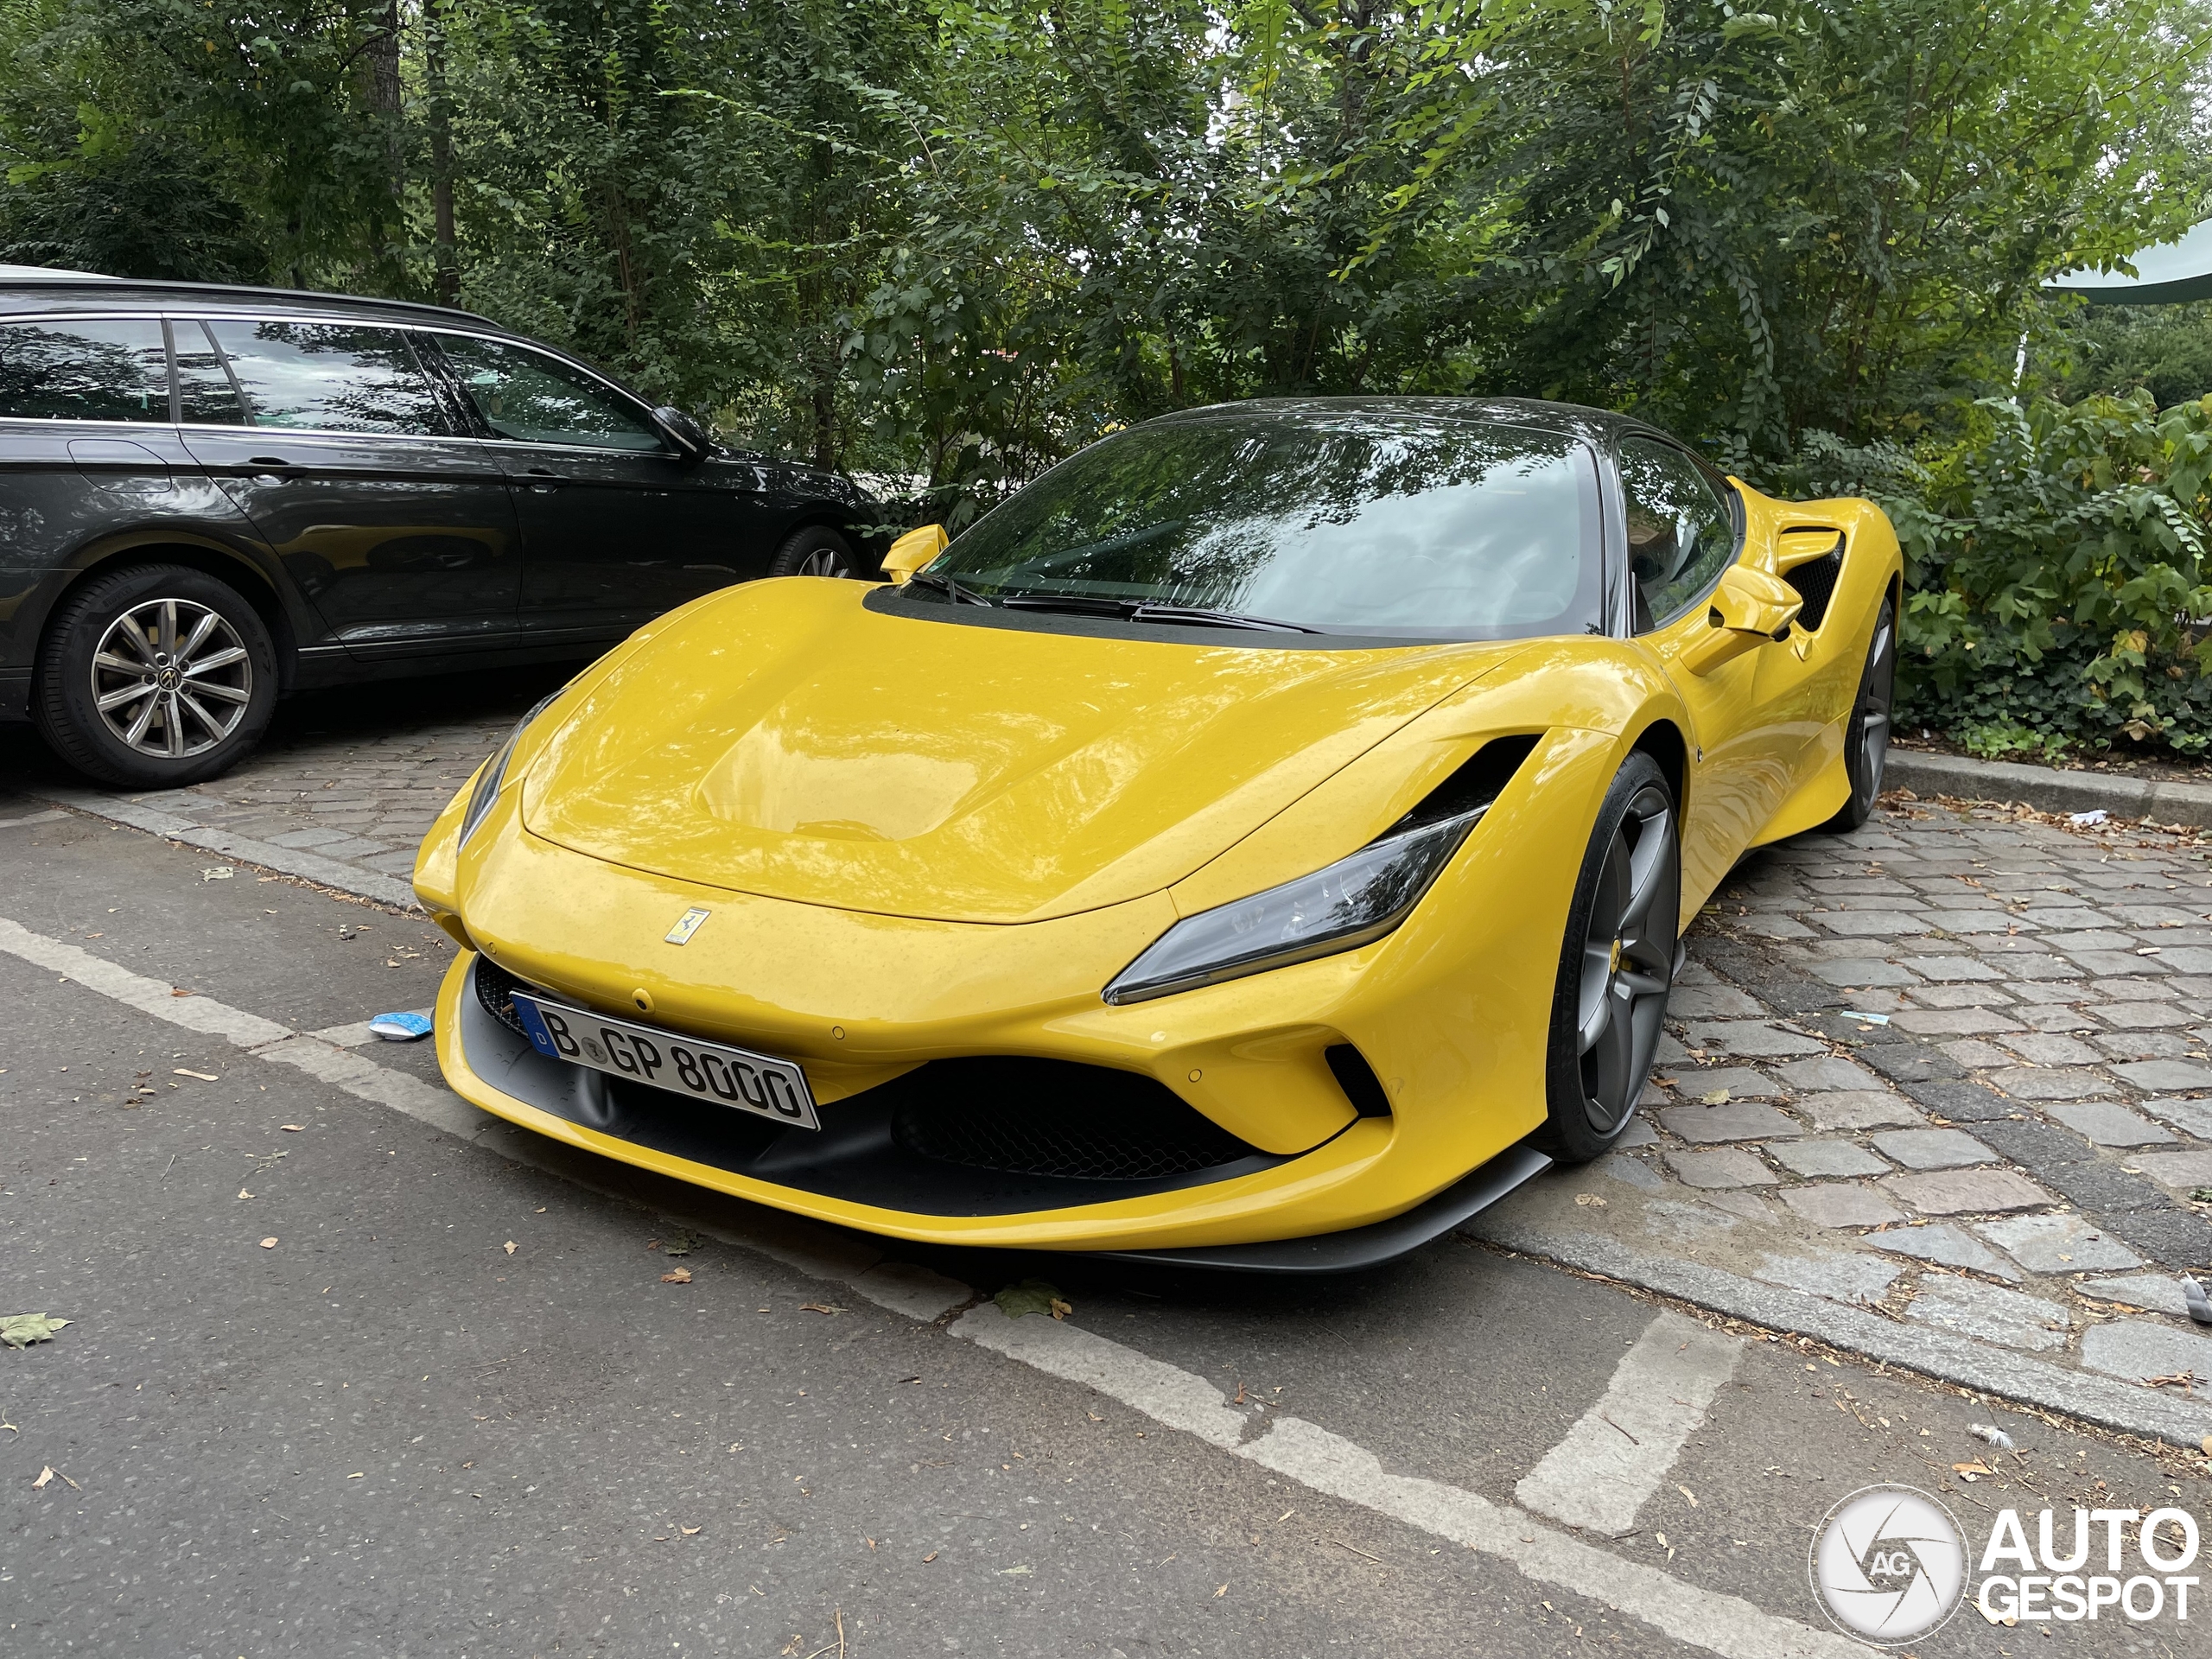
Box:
<box><xmin>425</xmin><ymin>0</ymin><xmax>460</xmax><ymax>306</ymax></box>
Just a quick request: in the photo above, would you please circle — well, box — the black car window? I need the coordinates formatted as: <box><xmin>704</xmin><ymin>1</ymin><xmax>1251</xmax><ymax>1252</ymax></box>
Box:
<box><xmin>203</xmin><ymin>319</ymin><xmax>449</xmax><ymax>435</ymax></box>
<box><xmin>173</xmin><ymin>321</ymin><xmax>246</xmax><ymax>426</ymax></box>
<box><xmin>926</xmin><ymin>413</ymin><xmax>1602</xmax><ymax>639</ymax></box>
<box><xmin>1619</xmin><ymin>435</ymin><xmax>1738</xmax><ymax>629</ymax></box>
<box><xmin>0</xmin><ymin>318</ymin><xmax>169</xmax><ymax>423</ymax></box>
<box><xmin>436</xmin><ymin>334</ymin><xmax>664</xmax><ymax>452</ymax></box>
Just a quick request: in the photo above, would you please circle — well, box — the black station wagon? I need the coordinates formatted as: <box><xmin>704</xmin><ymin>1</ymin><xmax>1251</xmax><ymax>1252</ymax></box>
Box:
<box><xmin>0</xmin><ymin>268</ymin><xmax>880</xmax><ymax>786</ymax></box>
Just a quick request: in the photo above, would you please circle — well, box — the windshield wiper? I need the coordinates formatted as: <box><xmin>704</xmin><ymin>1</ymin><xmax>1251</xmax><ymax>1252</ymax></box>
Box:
<box><xmin>905</xmin><ymin>569</ymin><xmax>993</xmax><ymax>607</ymax></box>
<box><xmin>1128</xmin><ymin>603</ymin><xmax>1322</xmax><ymax>634</ymax></box>
<box><xmin>995</xmin><ymin>590</ymin><xmax>1320</xmax><ymax>633</ymax></box>
<box><xmin>997</xmin><ymin>593</ymin><xmax>1133</xmax><ymax>618</ymax></box>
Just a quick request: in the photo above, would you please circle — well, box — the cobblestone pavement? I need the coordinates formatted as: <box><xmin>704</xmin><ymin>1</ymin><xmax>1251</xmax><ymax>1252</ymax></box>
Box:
<box><xmin>7</xmin><ymin>664</ymin><xmax>563</xmax><ymax>887</ymax></box>
<box><xmin>10</xmin><ymin>677</ymin><xmax>2212</xmax><ymax>1429</ymax></box>
<box><xmin>1483</xmin><ymin>795</ymin><xmax>2212</xmax><ymax>1427</ymax></box>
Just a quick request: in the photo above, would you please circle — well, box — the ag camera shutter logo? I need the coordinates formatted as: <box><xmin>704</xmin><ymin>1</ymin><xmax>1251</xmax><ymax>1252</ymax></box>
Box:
<box><xmin>1808</xmin><ymin>1484</ymin><xmax>1970</xmax><ymax>1643</ymax></box>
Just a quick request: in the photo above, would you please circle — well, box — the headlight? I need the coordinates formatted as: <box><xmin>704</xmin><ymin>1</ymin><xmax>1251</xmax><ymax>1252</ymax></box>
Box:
<box><xmin>458</xmin><ymin>689</ymin><xmax>563</xmax><ymax>848</ymax></box>
<box><xmin>1103</xmin><ymin>806</ymin><xmax>1486</xmax><ymax>1005</ymax></box>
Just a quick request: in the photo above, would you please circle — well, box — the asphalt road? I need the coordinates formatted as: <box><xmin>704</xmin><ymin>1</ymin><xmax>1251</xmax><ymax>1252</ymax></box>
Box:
<box><xmin>4</xmin><ymin>793</ymin><xmax>2207</xmax><ymax>1657</ymax></box>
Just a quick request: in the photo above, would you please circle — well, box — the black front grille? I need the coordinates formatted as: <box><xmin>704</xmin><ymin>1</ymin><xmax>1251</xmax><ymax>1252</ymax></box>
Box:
<box><xmin>892</xmin><ymin>1058</ymin><xmax>1261</xmax><ymax>1181</ymax></box>
<box><xmin>474</xmin><ymin>954</ymin><xmax>537</xmax><ymax>1040</ymax></box>
<box><xmin>1786</xmin><ymin>549</ymin><xmax>1842</xmax><ymax>632</ymax></box>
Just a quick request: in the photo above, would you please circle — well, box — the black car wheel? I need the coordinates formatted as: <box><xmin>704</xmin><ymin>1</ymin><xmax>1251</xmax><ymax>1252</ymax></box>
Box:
<box><xmin>1535</xmin><ymin>752</ymin><xmax>1680</xmax><ymax>1164</ymax></box>
<box><xmin>1821</xmin><ymin>594</ymin><xmax>1897</xmax><ymax>833</ymax></box>
<box><xmin>768</xmin><ymin>524</ymin><xmax>862</xmax><ymax>579</ymax></box>
<box><xmin>36</xmin><ymin>563</ymin><xmax>277</xmax><ymax>788</ymax></box>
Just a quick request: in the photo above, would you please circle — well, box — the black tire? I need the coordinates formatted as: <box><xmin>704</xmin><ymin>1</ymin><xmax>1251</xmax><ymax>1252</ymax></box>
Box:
<box><xmin>767</xmin><ymin>524</ymin><xmax>863</xmax><ymax>579</ymax></box>
<box><xmin>1821</xmin><ymin>594</ymin><xmax>1897</xmax><ymax>833</ymax></box>
<box><xmin>35</xmin><ymin>563</ymin><xmax>277</xmax><ymax>788</ymax></box>
<box><xmin>1535</xmin><ymin>753</ymin><xmax>1681</xmax><ymax>1164</ymax></box>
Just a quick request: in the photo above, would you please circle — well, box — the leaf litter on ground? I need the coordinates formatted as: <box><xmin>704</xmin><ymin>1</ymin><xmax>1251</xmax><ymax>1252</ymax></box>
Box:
<box><xmin>2</xmin><ymin>1313</ymin><xmax>69</xmax><ymax>1349</ymax></box>
<box><xmin>996</xmin><ymin>1280</ymin><xmax>1072</xmax><ymax>1320</ymax></box>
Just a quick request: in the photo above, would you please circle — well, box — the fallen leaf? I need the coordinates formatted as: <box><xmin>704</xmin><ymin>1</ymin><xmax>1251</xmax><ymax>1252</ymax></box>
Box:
<box><xmin>922</xmin><ymin>1551</ymin><xmax>938</xmax><ymax>1564</ymax></box>
<box><xmin>259</xmin><ymin>1236</ymin><xmax>278</xmax><ymax>1249</ymax></box>
<box><xmin>1574</xmin><ymin>1192</ymin><xmax>1608</xmax><ymax>1208</ymax></box>
<box><xmin>997</xmin><ymin>1565</ymin><xmax>1033</xmax><ymax>1577</ymax></box>
<box><xmin>200</xmin><ymin>867</ymin><xmax>233</xmax><ymax>880</ymax></box>
<box><xmin>173</xmin><ymin>1068</ymin><xmax>218</xmax><ymax>1081</ymax></box>
<box><xmin>238</xmin><ymin>1189</ymin><xmax>253</xmax><ymax>1200</ymax></box>
<box><xmin>661</xmin><ymin>1230</ymin><xmax>698</xmax><ymax>1257</ymax></box>
<box><xmin>503</xmin><ymin>1241</ymin><xmax>518</xmax><ymax>1255</ymax></box>
<box><xmin>799</xmin><ymin>1302</ymin><xmax>842</xmax><ymax>1316</ymax></box>
<box><xmin>347</xmin><ymin>1471</ymin><xmax>364</xmax><ymax>1479</ymax></box>
<box><xmin>2143</xmin><ymin>1370</ymin><xmax>2198</xmax><ymax>1391</ymax></box>
<box><xmin>681</xmin><ymin>1525</ymin><xmax>701</xmax><ymax>1537</ymax></box>
<box><xmin>280</xmin><ymin>1124</ymin><xmax>304</xmax><ymax>1133</ymax></box>
<box><xmin>2</xmin><ymin>1313</ymin><xmax>71</xmax><ymax>1350</ymax></box>
<box><xmin>1677</xmin><ymin>1484</ymin><xmax>1698</xmax><ymax>1507</ymax></box>
<box><xmin>661</xmin><ymin>1267</ymin><xmax>692</xmax><ymax>1284</ymax></box>
<box><xmin>32</xmin><ymin>1465</ymin><xmax>53</xmax><ymax>1490</ymax></box>
<box><xmin>1213</xmin><ymin>1584</ymin><xmax>1228</xmax><ymax>1598</ymax></box>
<box><xmin>169</xmin><ymin>988</ymin><xmax>195</xmax><ymax>998</ymax></box>
<box><xmin>996</xmin><ymin>1279</ymin><xmax>1072</xmax><ymax>1320</ymax></box>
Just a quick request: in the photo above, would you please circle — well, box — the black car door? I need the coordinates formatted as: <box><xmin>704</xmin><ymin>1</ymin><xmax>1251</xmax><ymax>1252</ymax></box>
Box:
<box><xmin>424</xmin><ymin>331</ymin><xmax>775</xmax><ymax>639</ymax></box>
<box><xmin>173</xmin><ymin>316</ymin><xmax>523</xmax><ymax>660</ymax></box>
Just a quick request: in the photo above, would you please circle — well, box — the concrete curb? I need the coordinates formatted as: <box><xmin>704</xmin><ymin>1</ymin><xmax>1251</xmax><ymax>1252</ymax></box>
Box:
<box><xmin>1886</xmin><ymin>749</ymin><xmax>2212</xmax><ymax>829</ymax></box>
<box><xmin>1470</xmin><ymin>1218</ymin><xmax>2212</xmax><ymax>1446</ymax></box>
<box><xmin>31</xmin><ymin>785</ymin><xmax>423</xmax><ymax>912</ymax></box>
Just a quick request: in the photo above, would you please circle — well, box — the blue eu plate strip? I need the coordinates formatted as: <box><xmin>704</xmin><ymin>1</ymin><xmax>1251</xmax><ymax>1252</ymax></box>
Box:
<box><xmin>510</xmin><ymin>995</ymin><xmax>562</xmax><ymax>1058</ymax></box>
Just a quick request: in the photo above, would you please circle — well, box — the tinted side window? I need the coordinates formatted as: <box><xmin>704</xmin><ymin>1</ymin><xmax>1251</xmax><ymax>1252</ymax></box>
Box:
<box><xmin>174</xmin><ymin>321</ymin><xmax>246</xmax><ymax>425</ymax></box>
<box><xmin>0</xmin><ymin>319</ymin><xmax>168</xmax><ymax>422</ymax></box>
<box><xmin>437</xmin><ymin>334</ymin><xmax>664</xmax><ymax>451</ymax></box>
<box><xmin>205</xmin><ymin>320</ymin><xmax>448</xmax><ymax>435</ymax></box>
<box><xmin>1619</xmin><ymin>436</ymin><xmax>1738</xmax><ymax>629</ymax></box>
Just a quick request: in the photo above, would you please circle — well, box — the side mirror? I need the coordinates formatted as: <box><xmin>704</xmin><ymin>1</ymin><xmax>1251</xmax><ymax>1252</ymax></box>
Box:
<box><xmin>881</xmin><ymin>523</ymin><xmax>949</xmax><ymax>585</ymax></box>
<box><xmin>650</xmin><ymin>405</ymin><xmax>711</xmax><ymax>467</ymax></box>
<box><xmin>1679</xmin><ymin>566</ymin><xmax>1802</xmax><ymax>677</ymax></box>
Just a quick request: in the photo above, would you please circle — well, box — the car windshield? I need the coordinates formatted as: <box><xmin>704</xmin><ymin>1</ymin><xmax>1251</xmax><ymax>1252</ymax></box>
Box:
<box><xmin>927</xmin><ymin>411</ymin><xmax>1601</xmax><ymax>639</ymax></box>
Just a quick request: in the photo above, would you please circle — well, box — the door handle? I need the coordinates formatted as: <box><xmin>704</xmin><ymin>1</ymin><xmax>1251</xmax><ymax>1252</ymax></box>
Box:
<box><xmin>523</xmin><ymin>467</ymin><xmax>567</xmax><ymax>492</ymax></box>
<box><xmin>243</xmin><ymin>455</ymin><xmax>302</xmax><ymax>482</ymax></box>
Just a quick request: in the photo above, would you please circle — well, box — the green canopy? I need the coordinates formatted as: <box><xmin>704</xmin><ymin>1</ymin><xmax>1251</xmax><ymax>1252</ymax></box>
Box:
<box><xmin>2044</xmin><ymin>219</ymin><xmax>2212</xmax><ymax>305</ymax></box>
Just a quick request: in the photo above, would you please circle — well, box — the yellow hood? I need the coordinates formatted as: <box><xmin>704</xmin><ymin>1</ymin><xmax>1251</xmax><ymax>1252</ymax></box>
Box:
<box><xmin>523</xmin><ymin>581</ymin><xmax>1528</xmax><ymax>923</ymax></box>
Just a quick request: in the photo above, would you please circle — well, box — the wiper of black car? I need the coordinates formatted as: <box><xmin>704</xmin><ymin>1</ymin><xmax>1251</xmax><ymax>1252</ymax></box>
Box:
<box><xmin>905</xmin><ymin>569</ymin><xmax>993</xmax><ymax>607</ymax></box>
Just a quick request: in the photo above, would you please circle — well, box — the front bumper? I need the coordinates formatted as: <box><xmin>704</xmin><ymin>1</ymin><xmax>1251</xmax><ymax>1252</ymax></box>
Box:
<box><xmin>428</xmin><ymin>730</ymin><xmax>1613</xmax><ymax>1253</ymax></box>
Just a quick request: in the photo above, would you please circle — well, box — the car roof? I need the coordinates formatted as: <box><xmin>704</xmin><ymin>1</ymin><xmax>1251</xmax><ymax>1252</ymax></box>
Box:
<box><xmin>1150</xmin><ymin>395</ymin><xmax>1679</xmax><ymax>450</ymax></box>
<box><xmin>0</xmin><ymin>269</ymin><xmax>506</xmax><ymax>332</ymax></box>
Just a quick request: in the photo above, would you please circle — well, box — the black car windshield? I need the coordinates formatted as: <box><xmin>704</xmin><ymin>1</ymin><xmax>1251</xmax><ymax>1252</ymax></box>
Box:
<box><xmin>926</xmin><ymin>411</ymin><xmax>1602</xmax><ymax>639</ymax></box>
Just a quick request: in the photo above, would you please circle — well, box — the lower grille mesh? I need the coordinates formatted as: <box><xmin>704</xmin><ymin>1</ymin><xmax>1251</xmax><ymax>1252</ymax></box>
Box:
<box><xmin>474</xmin><ymin>955</ymin><xmax>537</xmax><ymax>1040</ymax></box>
<box><xmin>892</xmin><ymin>1058</ymin><xmax>1260</xmax><ymax>1181</ymax></box>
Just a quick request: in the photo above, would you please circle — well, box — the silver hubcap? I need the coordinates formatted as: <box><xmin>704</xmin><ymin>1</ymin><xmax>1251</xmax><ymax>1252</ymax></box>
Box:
<box><xmin>91</xmin><ymin>597</ymin><xmax>252</xmax><ymax>759</ymax></box>
<box><xmin>795</xmin><ymin>545</ymin><xmax>850</xmax><ymax>577</ymax></box>
<box><xmin>1573</xmin><ymin>785</ymin><xmax>1679</xmax><ymax>1136</ymax></box>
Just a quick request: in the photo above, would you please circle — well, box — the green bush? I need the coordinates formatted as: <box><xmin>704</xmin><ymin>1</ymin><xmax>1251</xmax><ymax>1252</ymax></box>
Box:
<box><xmin>1768</xmin><ymin>393</ymin><xmax>2212</xmax><ymax>757</ymax></box>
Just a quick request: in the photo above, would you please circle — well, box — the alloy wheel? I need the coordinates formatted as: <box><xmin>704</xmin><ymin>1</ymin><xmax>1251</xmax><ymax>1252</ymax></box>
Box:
<box><xmin>793</xmin><ymin>543</ymin><xmax>854</xmax><ymax>578</ymax></box>
<box><xmin>1572</xmin><ymin>783</ymin><xmax>1679</xmax><ymax>1136</ymax></box>
<box><xmin>1853</xmin><ymin>605</ymin><xmax>1897</xmax><ymax>808</ymax></box>
<box><xmin>89</xmin><ymin>597</ymin><xmax>254</xmax><ymax>760</ymax></box>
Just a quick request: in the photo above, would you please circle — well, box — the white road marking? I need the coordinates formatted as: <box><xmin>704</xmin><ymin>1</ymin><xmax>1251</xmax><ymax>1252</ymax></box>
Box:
<box><xmin>7</xmin><ymin>911</ymin><xmax>1855</xmax><ymax>1657</ymax></box>
<box><xmin>952</xmin><ymin>1305</ymin><xmax>1856</xmax><ymax>1659</ymax></box>
<box><xmin>1515</xmin><ymin>1310</ymin><xmax>1745</xmax><ymax>1534</ymax></box>
<box><xmin>0</xmin><ymin>916</ymin><xmax>292</xmax><ymax>1047</ymax></box>
<box><xmin>310</xmin><ymin>1010</ymin><xmax>435</xmax><ymax>1049</ymax></box>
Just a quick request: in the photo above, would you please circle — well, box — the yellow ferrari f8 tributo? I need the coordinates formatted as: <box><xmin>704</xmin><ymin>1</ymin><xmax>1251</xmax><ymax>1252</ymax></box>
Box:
<box><xmin>415</xmin><ymin>399</ymin><xmax>1899</xmax><ymax>1269</ymax></box>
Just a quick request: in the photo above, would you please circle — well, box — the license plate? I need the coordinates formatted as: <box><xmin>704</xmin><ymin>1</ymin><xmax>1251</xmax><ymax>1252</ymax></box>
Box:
<box><xmin>508</xmin><ymin>991</ymin><xmax>820</xmax><ymax>1130</ymax></box>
